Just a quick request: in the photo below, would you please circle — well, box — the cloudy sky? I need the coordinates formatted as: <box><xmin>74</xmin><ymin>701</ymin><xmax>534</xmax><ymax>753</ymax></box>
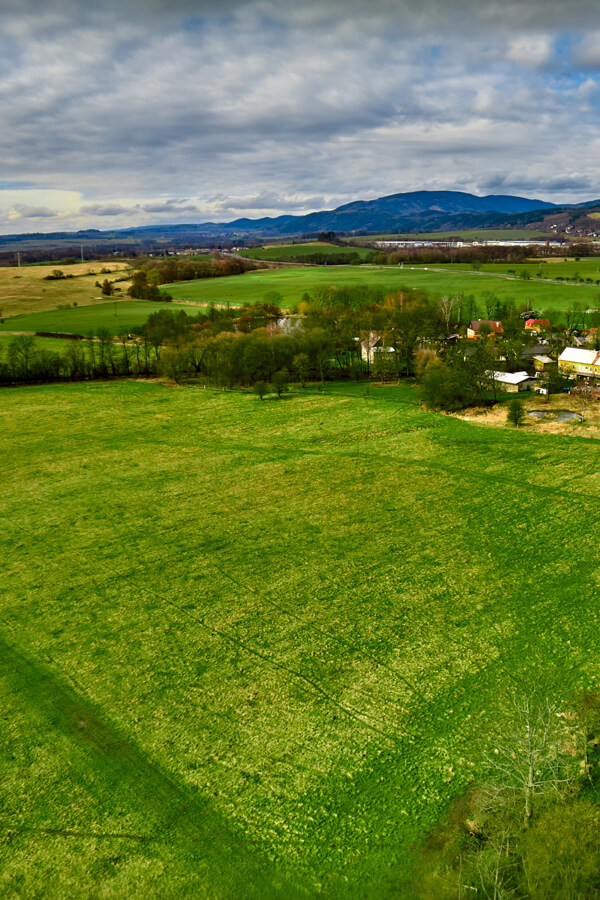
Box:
<box><xmin>0</xmin><ymin>0</ymin><xmax>599</xmax><ymax>233</ymax></box>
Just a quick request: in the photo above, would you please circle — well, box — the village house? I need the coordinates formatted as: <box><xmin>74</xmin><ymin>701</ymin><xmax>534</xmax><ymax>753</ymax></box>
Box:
<box><xmin>524</xmin><ymin>318</ymin><xmax>551</xmax><ymax>333</ymax></box>
<box><xmin>360</xmin><ymin>332</ymin><xmax>395</xmax><ymax>365</ymax></box>
<box><xmin>492</xmin><ymin>370</ymin><xmax>535</xmax><ymax>393</ymax></box>
<box><xmin>533</xmin><ymin>354</ymin><xmax>554</xmax><ymax>372</ymax></box>
<box><xmin>467</xmin><ymin>320</ymin><xmax>503</xmax><ymax>340</ymax></box>
<box><xmin>558</xmin><ymin>347</ymin><xmax>600</xmax><ymax>378</ymax></box>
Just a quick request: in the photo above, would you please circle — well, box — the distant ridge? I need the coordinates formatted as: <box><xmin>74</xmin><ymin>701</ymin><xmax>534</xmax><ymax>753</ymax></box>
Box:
<box><xmin>3</xmin><ymin>190</ymin><xmax>600</xmax><ymax>250</ymax></box>
<box><xmin>191</xmin><ymin>190</ymin><xmax>558</xmax><ymax>237</ymax></box>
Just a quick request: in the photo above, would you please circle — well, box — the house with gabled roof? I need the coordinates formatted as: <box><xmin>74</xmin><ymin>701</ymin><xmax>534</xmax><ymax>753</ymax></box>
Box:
<box><xmin>525</xmin><ymin>318</ymin><xmax>551</xmax><ymax>333</ymax></box>
<box><xmin>467</xmin><ymin>320</ymin><xmax>503</xmax><ymax>339</ymax></box>
<box><xmin>558</xmin><ymin>347</ymin><xmax>600</xmax><ymax>378</ymax></box>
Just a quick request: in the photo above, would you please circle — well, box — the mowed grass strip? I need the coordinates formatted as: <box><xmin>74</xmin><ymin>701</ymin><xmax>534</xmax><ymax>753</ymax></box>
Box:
<box><xmin>161</xmin><ymin>263</ymin><xmax>600</xmax><ymax>311</ymax></box>
<box><xmin>2</xmin><ymin>381</ymin><xmax>600</xmax><ymax>896</ymax></box>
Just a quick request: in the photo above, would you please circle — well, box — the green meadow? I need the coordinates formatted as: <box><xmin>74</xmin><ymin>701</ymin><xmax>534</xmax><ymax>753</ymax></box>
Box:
<box><xmin>0</xmin><ymin>300</ymin><xmax>206</xmax><ymax>337</ymax></box>
<box><xmin>429</xmin><ymin>257</ymin><xmax>600</xmax><ymax>282</ymax></box>
<box><xmin>3</xmin><ymin>379</ymin><xmax>600</xmax><ymax>896</ymax></box>
<box><xmin>162</xmin><ymin>264</ymin><xmax>600</xmax><ymax>313</ymax></box>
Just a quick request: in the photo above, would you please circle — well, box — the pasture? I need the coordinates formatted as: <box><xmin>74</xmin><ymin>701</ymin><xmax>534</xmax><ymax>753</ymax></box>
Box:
<box><xmin>162</xmin><ymin>263</ymin><xmax>600</xmax><ymax>313</ymax></box>
<box><xmin>2</xmin><ymin>379</ymin><xmax>600</xmax><ymax>896</ymax></box>
<box><xmin>0</xmin><ymin>299</ymin><xmax>207</xmax><ymax>337</ymax></box>
<box><xmin>0</xmin><ymin>261</ymin><xmax>131</xmax><ymax>318</ymax></box>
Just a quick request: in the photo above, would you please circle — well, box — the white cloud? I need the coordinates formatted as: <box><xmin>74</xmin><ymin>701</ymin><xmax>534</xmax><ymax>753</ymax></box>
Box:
<box><xmin>506</xmin><ymin>35</ymin><xmax>555</xmax><ymax>68</ymax></box>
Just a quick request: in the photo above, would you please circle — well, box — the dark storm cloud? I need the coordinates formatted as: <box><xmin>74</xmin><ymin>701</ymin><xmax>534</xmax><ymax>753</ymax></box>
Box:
<box><xmin>3</xmin><ymin>0</ymin><xmax>599</xmax><ymax>29</ymax></box>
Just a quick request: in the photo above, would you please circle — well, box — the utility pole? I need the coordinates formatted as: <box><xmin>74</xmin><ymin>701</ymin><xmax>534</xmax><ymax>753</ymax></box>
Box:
<box><xmin>80</xmin><ymin>244</ymin><xmax>84</xmax><ymax>262</ymax></box>
<box><xmin>17</xmin><ymin>251</ymin><xmax>20</xmax><ymax>268</ymax></box>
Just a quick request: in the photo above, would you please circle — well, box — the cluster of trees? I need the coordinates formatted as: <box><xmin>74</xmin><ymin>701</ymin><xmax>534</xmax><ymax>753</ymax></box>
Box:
<box><xmin>128</xmin><ymin>255</ymin><xmax>259</xmax><ymax>299</ymax></box>
<box><xmin>415</xmin><ymin>691</ymin><xmax>600</xmax><ymax>899</ymax></box>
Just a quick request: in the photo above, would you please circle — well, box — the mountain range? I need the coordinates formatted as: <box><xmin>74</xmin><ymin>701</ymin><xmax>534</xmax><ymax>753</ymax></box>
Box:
<box><xmin>1</xmin><ymin>190</ymin><xmax>599</xmax><ymax>251</ymax></box>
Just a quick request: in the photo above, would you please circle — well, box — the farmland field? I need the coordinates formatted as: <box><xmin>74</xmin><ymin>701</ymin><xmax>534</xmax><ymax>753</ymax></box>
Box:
<box><xmin>0</xmin><ymin>262</ymin><xmax>131</xmax><ymax>318</ymax></box>
<box><xmin>0</xmin><ymin>299</ymin><xmax>207</xmax><ymax>337</ymax></box>
<box><xmin>427</xmin><ymin>257</ymin><xmax>600</xmax><ymax>282</ymax></box>
<box><xmin>3</xmin><ymin>379</ymin><xmax>600</xmax><ymax>896</ymax></box>
<box><xmin>162</xmin><ymin>263</ymin><xmax>600</xmax><ymax>313</ymax></box>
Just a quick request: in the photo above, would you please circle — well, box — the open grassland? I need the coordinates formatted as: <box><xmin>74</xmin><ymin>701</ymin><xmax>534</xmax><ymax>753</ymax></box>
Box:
<box><xmin>0</xmin><ymin>299</ymin><xmax>207</xmax><ymax>337</ymax></box>
<box><xmin>162</xmin><ymin>264</ymin><xmax>600</xmax><ymax>312</ymax></box>
<box><xmin>241</xmin><ymin>243</ymin><xmax>374</xmax><ymax>261</ymax></box>
<box><xmin>0</xmin><ymin>262</ymin><xmax>131</xmax><ymax>318</ymax></box>
<box><xmin>3</xmin><ymin>380</ymin><xmax>600</xmax><ymax>897</ymax></box>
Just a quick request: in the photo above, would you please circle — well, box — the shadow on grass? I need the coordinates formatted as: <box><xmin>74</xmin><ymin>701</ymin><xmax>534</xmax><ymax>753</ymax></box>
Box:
<box><xmin>0</xmin><ymin>634</ymin><xmax>293</xmax><ymax>897</ymax></box>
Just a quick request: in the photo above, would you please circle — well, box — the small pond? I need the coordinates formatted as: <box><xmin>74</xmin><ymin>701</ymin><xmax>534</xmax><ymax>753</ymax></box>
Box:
<box><xmin>528</xmin><ymin>410</ymin><xmax>580</xmax><ymax>422</ymax></box>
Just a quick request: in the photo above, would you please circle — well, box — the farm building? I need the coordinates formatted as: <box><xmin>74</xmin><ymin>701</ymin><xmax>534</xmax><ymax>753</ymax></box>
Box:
<box><xmin>558</xmin><ymin>348</ymin><xmax>600</xmax><ymax>378</ymax></box>
<box><xmin>467</xmin><ymin>320</ymin><xmax>503</xmax><ymax>339</ymax></box>
<box><xmin>492</xmin><ymin>371</ymin><xmax>535</xmax><ymax>393</ymax></box>
<box><xmin>533</xmin><ymin>355</ymin><xmax>554</xmax><ymax>372</ymax></box>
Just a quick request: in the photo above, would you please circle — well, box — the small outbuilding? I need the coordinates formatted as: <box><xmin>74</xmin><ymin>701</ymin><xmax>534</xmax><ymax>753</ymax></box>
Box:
<box><xmin>492</xmin><ymin>370</ymin><xmax>535</xmax><ymax>393</ymax></box>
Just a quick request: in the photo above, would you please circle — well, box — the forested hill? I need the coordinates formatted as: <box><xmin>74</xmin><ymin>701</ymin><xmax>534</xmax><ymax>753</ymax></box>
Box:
<box><xmin>3</xmin><ymin>190</ymin><xmax>600</xmax><ymax>252</ymax></box>
<box><xmin>205</xmin><ymin>190</ymin><xmax>559</xmax><ymax>236</ymax></box>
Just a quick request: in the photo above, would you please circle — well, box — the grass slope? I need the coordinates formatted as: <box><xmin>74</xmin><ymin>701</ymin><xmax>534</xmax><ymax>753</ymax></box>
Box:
<box><xmin>0</xmin><ymin>300</ymin><xmax>207</xmax><ymax>337</ymax></box>
<box><xmin>0</xmin><ymin>262</ymin><xmax>130</xmax><ymax>318</ymax></box>
<box><xmin>2</xmin><ymin>380</ymin><xmax>600</xmax><ymax>896</ymax></box>
<box><xmin>162</xmin><ymin>264</ymin><xmax>600</xmax><ymax>312</ymax></box>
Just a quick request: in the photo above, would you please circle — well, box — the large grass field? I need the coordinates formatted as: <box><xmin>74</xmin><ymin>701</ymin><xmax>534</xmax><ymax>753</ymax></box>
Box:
<box><xmin>162</xmin><ymin>264</ymin><xmax>600</xmax><ymax>313</ymax></box>
<box><xmin>0</xmin><ymin>262</ymin><xmax>131</xmax><ymax>318</ymax></box>
<box><xmin>428</xmin><ymin>256</ymin><xmax>600</xmax><ymax>282</ymax></box>
<box><xmin>0</xmin><ymin>299</ymin><xmax>207</xmax><ymax>337</ymax></box>
<box><xmin>3</xmin><ymin>379</ymin><xmax>600</xmax><ymax>896</ymax></box>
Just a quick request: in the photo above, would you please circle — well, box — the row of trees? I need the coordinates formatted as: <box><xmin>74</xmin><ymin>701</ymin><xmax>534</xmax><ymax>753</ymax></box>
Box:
<box><xmin>0</xmin><ymin>332</ymin><xmax>162</xmax><ymax>385</ymax></box>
